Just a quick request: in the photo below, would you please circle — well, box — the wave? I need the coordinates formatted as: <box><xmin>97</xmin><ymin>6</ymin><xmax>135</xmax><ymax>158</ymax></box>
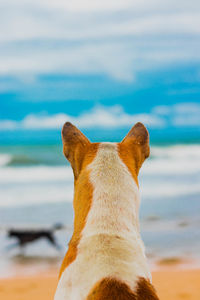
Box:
<box><xmin>0</xmin><ymin>166</ymin><xmax>74</xmax><ymax>207</ymax></box>
<box><xmin>6</xmin><ymin>155</ymin><xmax>44</xmax><ymax>166</ymax></box>
<box><xmin>0</xmin><ymin>166</ymin><xmax>73</xmax><ymax>184</ymax></box>
<box><xmin>0</xmin><ymin>144</ymin><xmax>200</xmax><ymax>207</ymax></box>
<box><xmin>144</xmin><ymin>144</ymin><xmax>200</xmax><ymax>175</ymax></box>
<box><xmin>0</xmin><ymin>154</ymin><xmax>12</xmax><ymax>167</ymax></box>
<box><xmin>0</xmin><ymin>166</ymin><xmax>200</xmax><ymax>208</ymax></box>
<box><xmin>1</xmin><ymin>144</ymin><xmax>200</xmax><ymax>167</ymax></box>
<box><xmin>0</xmin><ymin>146</ymin><xmax>65</xmax><ymax>167</ymax></box>
<box><xmin>140</xmin><ymin>180</ymin><xmax>200</xmax><ymax>199</ymax></box>
<box><xmin>151</xmin><ymin>144</ymin><xmax>200</xmax><ymax>159</ymax></box>
<box><xmin>0</xmin><ymin>153</ymin><xmax>43</xmax><ymax>167</ymax></box>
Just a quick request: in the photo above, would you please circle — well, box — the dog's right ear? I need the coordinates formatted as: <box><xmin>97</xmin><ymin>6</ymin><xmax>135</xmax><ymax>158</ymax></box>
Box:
<box><xmin>119</xmin><ymin>122</ymin><xmax>150</xmax><ymax>175</ymax></box>
<box><xmin>61</xmin><ymin>122</ymin><xmax>90</xmax><ymax>180</ymax></box>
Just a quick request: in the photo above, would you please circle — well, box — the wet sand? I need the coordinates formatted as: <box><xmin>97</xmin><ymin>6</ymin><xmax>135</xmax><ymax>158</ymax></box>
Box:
<box><xmin>0</xmin><ymin>269</ymin><xmax>200</xmax><ymax>300</ymax></box>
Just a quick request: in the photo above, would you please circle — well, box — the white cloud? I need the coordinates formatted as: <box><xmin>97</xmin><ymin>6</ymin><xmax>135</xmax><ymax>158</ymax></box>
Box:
<box><xmin>75</xmin><ymin>106</ymin><xmax>164</xmax><ymax>128</ymax></box>
<box><xmin>0</xmin><ymin>120</ymin><xmax>17</xmax><ymax>130</ymax></box>
<box><xmin>0</xmin><ymin>43</ymin><xmax>136</xmax><ymax>81</ymax></box>
<box><xmin>1</xmin><ymin>102</ymin><xmax>200</xmax><ymax>131</ymax></box>
<box><xmin>0</xmin><ymin>0</ymin><xmax>200</xmax><ymax>80</ymax></box>
<box><xmin>0</xmin><ymin>105</ymin><xmax>164</xmax><ymax>130</ymax></box>
<box><xmin>155</xmin><ymin>102</ymin><xmax>200</xmax><ymax>127</ymax></box>
<box><xmin>174</xmin><ymin>102</ymin><xmax>200</xmax><ymax>114</ymax></box>
<box><xmin>172</xmin><ymin>103</ymin><xmax>200</xmax><ymax>126</ymax></box>
<box><xmin>152</xmin><ymin>105</ymin><xmax>170</xmax><ymax>115</ymax></box>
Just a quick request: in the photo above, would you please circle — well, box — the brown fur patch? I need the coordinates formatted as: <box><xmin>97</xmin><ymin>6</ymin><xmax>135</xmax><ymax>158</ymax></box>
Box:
<box><xmin>136</xmin><ymin>277</ymin><xmax>159</xmax><ymax>300</ymax></box>
<box><xmin>59</xmin><ymin>143</ymin><xmax>99</xmax><ymax>278</ymax></box>
<box><xmin>86</xmin><ymin>277</ymin><xmax>159</xmax><ymax>300</ymax></box>
<box><xmin>86</xmin><ymin>277</ymin><xmax>136</xmax><ymax>300</ymax></box>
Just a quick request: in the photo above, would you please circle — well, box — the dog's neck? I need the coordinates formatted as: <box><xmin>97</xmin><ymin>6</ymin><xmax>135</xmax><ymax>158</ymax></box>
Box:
<box><xmin>81</xmin><ymin>142</ymin><xmax>141</xmax><ymax>241</ymax></box>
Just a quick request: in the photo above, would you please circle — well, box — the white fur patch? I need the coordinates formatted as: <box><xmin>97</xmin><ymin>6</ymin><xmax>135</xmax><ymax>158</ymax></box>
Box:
<box><xmin>54</xmin><ymin>143</ymin><xmax>151</xmax><ymax>300</ymax></box>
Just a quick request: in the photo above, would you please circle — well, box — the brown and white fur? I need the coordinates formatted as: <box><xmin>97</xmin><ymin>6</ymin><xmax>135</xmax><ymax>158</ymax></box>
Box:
<box><xmin>54</xmin><ymin>122</ymin><xmax>159</xmax><ymax>300</ymax></box>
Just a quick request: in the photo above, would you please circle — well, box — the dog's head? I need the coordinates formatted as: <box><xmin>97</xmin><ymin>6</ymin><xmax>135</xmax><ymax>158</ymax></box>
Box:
<box><xmin>61</xmin><ymin>122</ymin><xmax>149</xmax><ymax>184</ymax></box>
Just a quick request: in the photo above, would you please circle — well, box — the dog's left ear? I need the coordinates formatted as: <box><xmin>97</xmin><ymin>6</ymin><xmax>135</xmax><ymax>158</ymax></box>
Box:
<box><xmin>120</xmin><ymin>122</ymin><xmax>150</xmax><ymax>173</ymax></box>
<box><xmin>61</xmin><ymin>122</ymin><xmax>90</xmax><ymax>180</ymax></box>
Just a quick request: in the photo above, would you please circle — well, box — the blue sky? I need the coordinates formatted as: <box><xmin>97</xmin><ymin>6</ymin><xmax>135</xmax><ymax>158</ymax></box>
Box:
<box><xmin>0</xmin><ymin>0</ymin><xmax>200</xmax><ymax>133</ymax></box>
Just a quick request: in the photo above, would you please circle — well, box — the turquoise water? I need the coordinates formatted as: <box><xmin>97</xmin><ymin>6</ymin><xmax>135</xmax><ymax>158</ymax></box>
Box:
<box><xmin>1</xmin><ymin>127</ymin><xmax>200</xmax><ymax>145</ymax></box>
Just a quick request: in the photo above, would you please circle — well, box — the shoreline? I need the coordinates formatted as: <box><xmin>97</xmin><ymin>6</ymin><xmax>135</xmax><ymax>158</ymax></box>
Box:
<box><xmin>0</xmin><ymin>267</ymin><xmax>200</xmax><ymax>300</ymax></box>
<box><xmin>1</xmin><ymin>254</ymin><xmax>200</xmax><ymax>280</ymax></box>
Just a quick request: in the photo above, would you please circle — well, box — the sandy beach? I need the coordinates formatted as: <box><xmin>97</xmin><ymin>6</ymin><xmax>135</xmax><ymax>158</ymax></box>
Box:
<box><xmin>0</xmin><ymin>268</ymin><xmax>200</xmax><ymax>300</ymax></box>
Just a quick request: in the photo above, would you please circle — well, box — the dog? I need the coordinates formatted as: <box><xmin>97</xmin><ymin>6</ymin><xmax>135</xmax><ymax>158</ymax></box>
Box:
<box><xmin>54</xmin><ymin>122</ymin><xmax>159</xmax><ymax>300</ymax></box>
<box><xmin>8</xmin><ymin>223</ymin><xmax>63</xmax><ymax>250</ymax></box>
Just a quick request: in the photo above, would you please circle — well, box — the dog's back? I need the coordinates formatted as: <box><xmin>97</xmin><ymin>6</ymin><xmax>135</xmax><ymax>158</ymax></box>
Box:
<box><xmin>54</xmin><ymin>122</ymin><xmax>159</xmax><ymax>300</ymax></box>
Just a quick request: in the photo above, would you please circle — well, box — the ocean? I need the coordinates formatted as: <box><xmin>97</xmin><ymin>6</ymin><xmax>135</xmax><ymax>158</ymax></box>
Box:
<box><xmin>0</xmin><ymin>128</ymin><xmax>200</xmax><ymax>277</ymax></box>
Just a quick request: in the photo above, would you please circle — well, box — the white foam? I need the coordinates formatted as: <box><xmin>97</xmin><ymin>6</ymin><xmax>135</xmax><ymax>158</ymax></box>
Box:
<box><xmin>140</xmin><ymin>180</ymin><xmax>200</xmax><ymax>199</ymax></box>
<box><xmin>151</xmin><ymin>145</ymin><xmax>200</xmax><ymax>159</ymax></box>
<box><xmin>0</xmin><ymin>154</ymin><xmax>12</xmax><ymax>167</ymax></box>
<box><xmin>138</xmin><ymin>145</ymin><xmax>200</xmax><ymax>199</ymax></box>
<box><xmin>143</xmin><ymin>145</ymin><xmax>200</xmax><ymax>175</ymax></box>
<box><xmin>0</xmin><ymin>184</ymin><xmax>74</xmax><ymax>207</ymax></box>
<box><xmin>0</xmin><ymin>166</ymin><xmax>74</xmax><ymax>207</ymax></box>
<box><xmin>142</xmin><ymin>158</ymin><xmax>200</xmax><ymax>175</ymax></box>
<box><xmin>0</xmin><ymin>166</ymin><xmax>73</xmax><ymax>183</ymax></box>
